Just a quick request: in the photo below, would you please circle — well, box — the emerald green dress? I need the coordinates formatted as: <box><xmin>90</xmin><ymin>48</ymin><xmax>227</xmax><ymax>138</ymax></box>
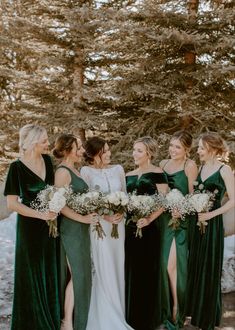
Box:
<box><xmin>186</xmin><ymin>165</ymin><xmax>226</xmax><ymax>330</ymax></box>
<box><xmin>125</xmin><ymin>172</ymin><xmax>168</xmax><ymax>330</ymax></box>
<box><xmin>159</xmin><ymin>168</ymin><xmax>189</xmax><ymax>330</ymax></box>
<box><xmin>4</xmin><ymin>155</ymin><xmax>60</xmax><ymax>330</ymax></box>
<box><xmin>59</xmin><ymin>166</ymin><xmax>91</xmax><ymax>330</ymax></box>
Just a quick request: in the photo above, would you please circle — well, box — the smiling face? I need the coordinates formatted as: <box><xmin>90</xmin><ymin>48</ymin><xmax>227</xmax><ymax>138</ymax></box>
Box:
<box><xmin>67</xmin><ymin>138</ymin><xmax>84</xmax><ymax>163</ymax></box>
<box><xmin>197</xmin><ymin>139</ymin><xmax>211</xmax><ymax>162</ymax></box>
<box><xmin>169</xmin><ymin>138</ymin><xmax>187</xmax><ymax>161</ymax></box>
<box><xmin>34</xmin><ymin>131</ymin><xmax>49</xmax><ymax>154</ymax></box>
<box><xmin>94</xmin><ymin>143</ymin><xmax>111</xmax><ymax>167</ymax></box>
<box><xmin>133</xmin><ymin>142</ymin><xmax>150</xmax><ymax>167</ymax></box>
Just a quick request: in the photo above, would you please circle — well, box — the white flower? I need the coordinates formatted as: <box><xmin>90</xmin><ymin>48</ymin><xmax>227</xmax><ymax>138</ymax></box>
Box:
<box><xmin>198</xmin><ymin>184</ymin><xmax>204</xmax><ymax>190</ymax></box>
<box><xmin>48</xmin><ymin>191</ymin><xmax>67</xmax><ymax>213</ymax></box>
<box><xmin>188</xmin><ymin>193</ymin><xmax>211</xmax><ymax>213</ymax></box>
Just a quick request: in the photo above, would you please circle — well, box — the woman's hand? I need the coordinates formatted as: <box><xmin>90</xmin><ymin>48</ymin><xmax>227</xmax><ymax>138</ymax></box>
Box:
<box><xmin>137</xmin><ymin>217</ymin><xmax>150</xmax><ymax>228</ymax></box>
<box><xmin>104</xmin><ymin>213</ymin><xmax>123</xmax><ymax>224</ymax></box>
<box><xmin>198</xmin><ymin>212</ymin><xmax>214</xmax><ymax>222</ymax></box>
<box><xmin>38</xmin><ymin>211</ymin><xmax>58</xmax><ymax>221</ymax></box>
<box><xmin>82</xmin><ymin>213</ymin><xmax>98</xmax><ymax>224</ymax></box>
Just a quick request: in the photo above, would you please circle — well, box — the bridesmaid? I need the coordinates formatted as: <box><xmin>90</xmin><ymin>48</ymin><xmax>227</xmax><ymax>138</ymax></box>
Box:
<box><xmin>53</xmin><ymin>134</ymin><xmax>97</xmax><ymax>330</ymax></box>
<box><xmin>125</xmin><ymin>136</ymin><xmax>168</xmax><ymax>330</ymax></box>
<box><xmin>4</xmin><ymin>124</ymin><xmax>60</xmax><ymax>330</ymax></box>
<box><xmin>186</xmin><ymin>132</ymin><xmax>234</xmax><ymax>330</ymax></box>
<box><xmin>159</xmin><ymin>130</ymin><xmax>198</xmax><ymax>329</ymax></box>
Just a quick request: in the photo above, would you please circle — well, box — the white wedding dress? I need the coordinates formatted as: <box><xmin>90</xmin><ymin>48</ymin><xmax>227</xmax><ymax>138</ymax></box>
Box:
<box><xmin>80</xmin><ymin>165</ymin><xmax>133</xmax><ymax>330</ymax></box>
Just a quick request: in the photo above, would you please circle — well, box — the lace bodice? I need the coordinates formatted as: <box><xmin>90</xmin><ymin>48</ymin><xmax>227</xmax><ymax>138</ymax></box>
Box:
<box><xmin>80</xmin><ymin>165</ymin><xmax>126</xmax><ymax>194</ymax></box>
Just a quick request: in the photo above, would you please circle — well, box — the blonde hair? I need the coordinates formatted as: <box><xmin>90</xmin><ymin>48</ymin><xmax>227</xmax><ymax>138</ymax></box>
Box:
<box><xmin>19</xmin><ymin>124</ymin><xmax>46</xmax><ymax>153</ymax></box>
<box><xmin>134</xmin><ymin>136</ymin><xmax>158</xmax><ymax>160</ymax></box>
<box><xmin>200</xmin><ymin>132</ymin><xmax>229</xmax><ymax>160</ymax></box>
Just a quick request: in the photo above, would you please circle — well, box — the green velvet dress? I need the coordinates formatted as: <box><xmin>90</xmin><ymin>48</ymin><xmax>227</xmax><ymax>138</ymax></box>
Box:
<box><xmin>59</xmin><ymin>166</ymin><xmax>91</xmax><ymax>330</ymax></box>
<box><xmin>186</xmin><ymin>166</ymin><xmax>226</xmax><ymax>330</ymax></box>
<box><xmin>4</xmin><ymin>155</ymin><xmax>60</xmax><ymax>330</ymax></box>
<box><xmin>125</xmin><ymin>172</ymin><xmax>168</xmax><ymax>330</ymax></box>
<box><xmin>159</xmin><ymin>169</ymin><xmax>189</xmax><ymax>330</ymax></box>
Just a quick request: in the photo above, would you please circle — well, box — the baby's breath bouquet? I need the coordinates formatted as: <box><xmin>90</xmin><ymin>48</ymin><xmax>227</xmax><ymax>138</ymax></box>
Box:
<box><xmin>163</xmin><ymin>189</ymin><xmax>193</xmax><ymax>230</ymax></box>
<box><xmin>127</xmin><ymin>193</ymin><xmax>157</xmax><ymax>238</ymax></box>
<box><xmin>188</xmin><ymin>181</ymin><xmax>217</xmax><ymax>234</ymax></box>
<box><xmin>31</xmin><ymin>185</ymin><xmax>72</xmax><ymax>237</ymax></box>
<box><xmin>102</xmin><ymin>191</ymin><xmax>129</xmax><ymax>239</ymax></box>
<box><xmin>67</xmin><ymin>190</ymin><xmax>106</xmax><ymax>239</ymax></box>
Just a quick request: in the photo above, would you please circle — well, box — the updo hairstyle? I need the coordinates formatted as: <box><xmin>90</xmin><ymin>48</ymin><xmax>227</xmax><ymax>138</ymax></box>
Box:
<box><xmin>134</xmin><ymin>136</ymin><xmax>158</xmax><ymax>160</ymax></box>
<box><xmin>83</xmin><ymin>136</ymin><xmax>106</xmax><ymax>164</ymax></box>
<box><xmin>53</xmin><ymin>134</ymin><xmax>78</xmax><ymax>159</ymax></box>
<box><xmin>171</xmin><ymin>130</ymin><xmax>193</xmax><ymax>156</ymax></box>
<box><xmin>200</xmin><ymin>132</ymin><xmax>229</xmax><ymax>159</ymax></box>
<box><xmin>19</xmin><ymin>124</ymin><xmax>46</xmax><ymax>153</ymax></box>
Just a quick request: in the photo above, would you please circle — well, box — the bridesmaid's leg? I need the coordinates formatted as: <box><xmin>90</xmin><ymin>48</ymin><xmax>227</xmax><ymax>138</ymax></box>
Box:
<box><xmin>61</xmin><ymin>260</ymin><xmax>74</xmax><ymax>330</ymax></box>
<box><xmin>167</xmin><ymin>238</ymin><xmax>178</xmax><ymax>322</ymax></box>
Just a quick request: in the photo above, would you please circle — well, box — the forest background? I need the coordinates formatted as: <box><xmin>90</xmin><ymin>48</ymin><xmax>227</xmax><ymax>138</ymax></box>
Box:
<box><xmin>0</xmin><ymin>0</ymin><xmax>235</xmax><ymax>181</ymax></box>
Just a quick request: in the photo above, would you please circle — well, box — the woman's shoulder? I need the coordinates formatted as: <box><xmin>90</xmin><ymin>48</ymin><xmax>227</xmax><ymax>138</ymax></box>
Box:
<box><xmin>126</xmin><ymin>169</ymin><xmax>137</xmax><ymax>177</ymax></box>
<box><xmin>159</xmin><ymin>159</ymin><xmax>169</xmax><ymax>169</ymax></box>
<box><xmin>151</xmin><ymin>166</ymin><xmax>164</xmax><ymax>174</ymax></box>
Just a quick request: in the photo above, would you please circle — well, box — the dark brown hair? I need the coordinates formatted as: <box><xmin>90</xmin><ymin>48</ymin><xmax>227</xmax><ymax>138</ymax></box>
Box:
<box><xmin>83</xmin><ymin>136</ymin><xmax>106</xmax><ymax>164</ymax></box>
<box><xmin>200</xmin><ymin>132</ymin><xmax>229</xmax><ymax>158</ymax></box>
<box><xmin>53</xmin><ymin>134</ymin><xmax>78</xmax><ymax>159</ymax></box>
<box><xmin>171</xmin><ymin>130</ymin><xmax>193</xmax><ymax>151</ymax></box>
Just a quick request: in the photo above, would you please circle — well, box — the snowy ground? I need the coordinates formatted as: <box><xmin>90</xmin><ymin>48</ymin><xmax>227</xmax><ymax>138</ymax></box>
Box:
<box><xmin>0</xmin><ymin>214</ymin><xmax>234</xmax><ymax>329</ymax></box>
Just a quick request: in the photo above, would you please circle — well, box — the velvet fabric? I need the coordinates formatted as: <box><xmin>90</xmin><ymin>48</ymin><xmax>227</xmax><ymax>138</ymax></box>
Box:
<box><xmin>4</xmin><ymin>155</ymin><xmax>60</xmax><ymax>330</ymax></box>
<box><xmin>159</xmin><ymin>169</ymin><xmax>189</xmax><ymax>329</ymax></box>
<box><xmin>59</xmin><ymin>166</ymin><xmax>91</xmax><ymax>330</ymax></box>
<box><xmin>125</xmin><ymin>172</ymin><xmax>168</xmax><ymax>330</ymax></box>
<box><xmin>186</xmin><ymin>166</ymin><xmax>226</xmax><ymax>330</ymax></box>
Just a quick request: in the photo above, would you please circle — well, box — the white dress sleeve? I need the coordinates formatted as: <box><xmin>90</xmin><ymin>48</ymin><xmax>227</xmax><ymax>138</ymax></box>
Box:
<box><xmin>117</xmin><ymin>165</ymin><xmax>127</xmax><ymax>194</ymax></box>
<box><xmin>80</xmin><ymin>166</ymin><xmax>91</xmax><ymax>187</ymax></box>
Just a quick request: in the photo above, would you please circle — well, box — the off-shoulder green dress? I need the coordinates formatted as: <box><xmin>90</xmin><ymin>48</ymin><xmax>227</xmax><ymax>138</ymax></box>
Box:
<box><xmin>186</xmin><ymin>165</ymin><xmax>226</xmax><ymax>330</ymax></box>
<box><xmin>159</xmin><ymin>167</ymin><xmax>189</xmax><ymax>330</ymax></box>
<box><xmin>4</xmin><ymin>155</ymin><xmax>60</xmax><ymax>330</ymax></box>
<box><xmin>59</xmin><ymin>166</ymin><xmax>91</xmax><ymax>330</ymax></box>
<box><xmin>125</xmin><ymin>172</ymin><xmax>168</xmax><ymax>330</ymax></box>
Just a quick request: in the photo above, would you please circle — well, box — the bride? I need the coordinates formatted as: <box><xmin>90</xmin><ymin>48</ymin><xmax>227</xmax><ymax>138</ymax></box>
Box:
<box><xmin>81</xmin><ymin>136</ymin><xmax>133</xmax><ymax>330</ymax></box>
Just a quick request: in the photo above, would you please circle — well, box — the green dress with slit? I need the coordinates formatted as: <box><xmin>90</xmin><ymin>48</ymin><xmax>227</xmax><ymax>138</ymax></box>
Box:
<box><xmin>159</xmin><ymin>169</ymin><xmax>189</xmax><ymax>330</ymax></box>
<box><xmin>59</xmin><ymin>166</ymin><xmax>91</xmax><ymax>330</ymax></box>
<box><xmin>186</xmin><ymin>166</ymin><xmax>226</xmax><ymax>330</ymax></box>
<box><xmin>125</xmin><ymin>172</ymin><xmax>168</xmax><ymax>330</ymax></box>
<box><xmin>4</xmin><ymin>155</ymin><xmax>60</xmax><ymax>330</ymax></box>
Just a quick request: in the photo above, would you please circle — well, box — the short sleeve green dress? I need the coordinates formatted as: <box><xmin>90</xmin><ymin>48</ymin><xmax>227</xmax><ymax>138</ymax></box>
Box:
<box><xmin>59</xmin><ymin>166</ymin><xmax>91</xmax><ymax>330</ymax></box>
<box><xmin>159</xmin><ymin>167</ymin><xmax>189</xmax><ymax>330</ymax></box>
<box><xmin>4</xmin><ymin>155</ymin><xmax>60</xmax><ymax>330</ymax></box>
<box><xmin>125</xmin><ymin>172</ymin><xmax>168</xmax><ymax>330</ymax></box>
<box><xmin>186</xmin><ymin>166</ymin><xmax>226</xmax><ymax>330</ymax></box>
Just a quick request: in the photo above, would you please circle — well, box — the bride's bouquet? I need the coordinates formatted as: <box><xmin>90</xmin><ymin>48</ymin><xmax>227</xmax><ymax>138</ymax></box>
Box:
<box><xmin>127</xmin><ymin>193</ymin><xmax>157</xmax><ymax>238</ymax></box>
<box><xmin>163</xmin><ymin>189</ymin><xmax>193</xmax><ymax>229</ymax></box>
<box><xmin>101</xmin><ymin>191</ymin><xmax>129</xmax><ymax>239</ymax></box>
<box><xmin>31</xmin><ymin>185</ymin><xmax>72</xmax><ymax>237</ymax></box>
<box><xmin>67</xmin><ymin>190</ymin><xmax>106</xmax><ymax>239</ymax></box>
<box><xmin>187</xmin><ymin>182</ymin><xmax>217</xmax><ymax>234</ymax></box>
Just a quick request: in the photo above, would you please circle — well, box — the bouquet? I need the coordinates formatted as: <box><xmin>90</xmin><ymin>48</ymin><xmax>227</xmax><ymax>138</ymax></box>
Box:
<box><xmin>163</xmin><ymin>189</ymin><xmax>193</xmax><ymax>230</ymax></box>
<box><xmin>31</xmin><ymin>185</ymin><xmax>72</xmax><ymax>237</ymax></box>
<box><xmin>127</xmin><ymin>193</ymin><xmax>157</xmax><ymax>238</ymax></box>
<box><xmin>101</xmin><ymin>191</ymin><xmax>129</xmax><ymax>238</ymax></box>
<box><xmin>188</xmin><ymin>181</ymin><xmax>217</xmax><ymax>234</ymax></box>
<box><xmin>67</xmin><ymin>190</ymin><xmax>106</xmax><ymax>239</ymax></box>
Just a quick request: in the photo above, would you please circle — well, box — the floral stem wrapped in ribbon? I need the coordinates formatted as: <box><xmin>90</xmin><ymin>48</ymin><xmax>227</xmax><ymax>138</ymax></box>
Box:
<box><xmin>101</xmin><ymin>191</ymin><xmax>129</xmax><ymax>239</ymax></box>
<box><xmin>127</xmin><ymin>193</ymin><xmax>157</xmax><ymax>238</ymax></box>
<box><xmin>67</xmin><ymin>190</ymin><xmax>106</xmax><ymax>239</ymax></box>
<box><xmin>31</xmin><ymin>185</ymin><xmax>72</xmax><ymax>237</ymax></box>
